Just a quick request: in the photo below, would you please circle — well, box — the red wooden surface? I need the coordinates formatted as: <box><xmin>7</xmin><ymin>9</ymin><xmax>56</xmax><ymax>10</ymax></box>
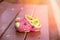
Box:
<box><xmin>0</xmin><ymin>9</ymin><xmax>26</xmax><ymax>40</ymax></box>
<box><xmin>0</xmin><ymin>4</ymin><xmax>49</xmax><ymax>40</ymax></box>
<box><xmin>0</xmin><ymin>1</ymin><xmax>60</xmax><ymax>40</ymax></box>
<box><xmin>0</xmin><ymin>2</ymin><xmax>21</xmax><ymax>37</ymax></box>
<box><xmin>25</xmin><ymin>5</ymin><xmax>49</xmax><ymax>40</ymax></box>
<box><xmin>0</xmin><ymin>20</ymin><xmax>26</xmax><ymax>40</ymax></box>
<box><xmin>48</xmin><ymin>3</ymin><xmax>60</xmax><ymax>40</ymax></box>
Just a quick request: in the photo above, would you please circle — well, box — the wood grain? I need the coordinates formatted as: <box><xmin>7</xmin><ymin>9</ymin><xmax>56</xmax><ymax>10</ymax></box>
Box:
<box><xmin>48</xmin><ymin>3</ymin><xmax>60</xmax><ymax>40</ymax></box>
<box><xmin>0</xmin><ymin>8</ymin><xmax>26</xmax><ymax>40</ymax></box>
<box><xmin>0</xmin><ymin>2</ymin><xmax>21</xmax><ymax>37</ymax></box>
<box><xmin>0</xmin><ymin>21</ymin><xmax>26</xmax><ymax>40</ymax></box>
<box><xmin>25</xmin><ymin>5</ymin><xmax>49</xmax><ymax>40</ymax></box>
<box><xmin>0</xmin><ymin>1</ymin><xmax>60</xmax><ymax>40</ymax></box>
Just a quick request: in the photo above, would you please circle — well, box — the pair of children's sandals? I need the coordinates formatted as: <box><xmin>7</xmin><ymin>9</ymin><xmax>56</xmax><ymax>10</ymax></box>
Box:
<box><xmin>15</xmin><ymin>15</ymin><xmax>41</xmax><ymax>32</ymax></box>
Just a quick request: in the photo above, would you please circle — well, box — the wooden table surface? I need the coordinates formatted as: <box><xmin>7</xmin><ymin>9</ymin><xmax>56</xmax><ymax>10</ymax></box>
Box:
<box><xmin>0</xmin><ymin>1</ymin><xmax>60</xmax><ymax>40</ymax></box>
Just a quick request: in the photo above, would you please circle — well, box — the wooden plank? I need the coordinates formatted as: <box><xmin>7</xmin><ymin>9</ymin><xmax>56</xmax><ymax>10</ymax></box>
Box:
<box><xmin>0</xmin><ymin>1</ymin><xmax>13</xmax><ymax>25</ymax></box>
<box><xmin>0</xmin><ymin>20</ymin><xmax>26</xmax><ymax>40</ymax></box>
<box><xmin>0</xmin><ymin>10</ymin><xmax>26</xmax><ymax>40</ymax></box>
<box><xmin>0</xmin><ymin>5</ymin><xmax>48</xmax><ymax>40</ymax></box>
<box><xmin>49</xmin><ymin>0</ymin><xmax>60</xmax><ymax>37</ymax></box>
<box><xmin>48</xmin><ymin>3</ymin><xmax>60</xmax><ymax>40</ymax></box>
<box><xmin>0</xmin><ymin>1</ymin><xmax>9</xmax><ymax>14</ymax></box>
<box><xmin>0</xmin><ymin>2</ymin><xmax>9</xmax><ymax>36</ymax></box>
<box><xmin>25</xmin><ymin>5</ymin><xmax>49</xmax><ymax>40</ymax></box>
<box><xmin>0</xmin><ymin>3</ymin><xmax>21</xmax><ymax>37</ymax></box>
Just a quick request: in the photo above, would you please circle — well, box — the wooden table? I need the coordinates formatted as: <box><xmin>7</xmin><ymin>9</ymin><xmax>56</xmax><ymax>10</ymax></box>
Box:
<box><xmin>0</xmin><ymin>1</ymin><xmax>60</xmax><ymax>40</ymax></box>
